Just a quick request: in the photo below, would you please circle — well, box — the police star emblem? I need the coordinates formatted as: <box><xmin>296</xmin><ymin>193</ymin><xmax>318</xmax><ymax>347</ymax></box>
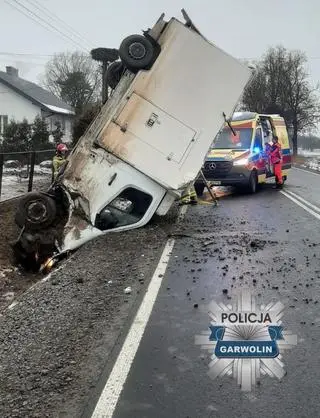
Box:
<box><xmin>195</xmin><ymin>288</ymin><xmax>297</xmax><ymax>391</ymax></box>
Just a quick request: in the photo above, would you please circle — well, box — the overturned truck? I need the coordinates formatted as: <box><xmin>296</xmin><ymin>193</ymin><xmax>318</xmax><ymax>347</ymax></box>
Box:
<box><xmin>12</xmin><ymin>10</ymin><xmax>252</xmax><ymax>270</ymax></box>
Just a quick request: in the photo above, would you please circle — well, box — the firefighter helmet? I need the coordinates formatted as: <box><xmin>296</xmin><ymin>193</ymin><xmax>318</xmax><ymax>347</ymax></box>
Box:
<box><xmin>56</xmin><ymin>143</ymin><xmax>68</xmax><ymax>153</ymax></box>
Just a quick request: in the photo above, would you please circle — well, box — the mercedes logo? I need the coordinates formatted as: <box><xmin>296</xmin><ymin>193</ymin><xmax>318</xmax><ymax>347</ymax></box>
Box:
<box><xmin>209</xmin><ymin>162</ymin><xmax>216</xmax><ymax>170</ymax></box>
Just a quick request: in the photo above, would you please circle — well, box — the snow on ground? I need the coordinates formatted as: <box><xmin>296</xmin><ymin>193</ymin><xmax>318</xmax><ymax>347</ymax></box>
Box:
<box><xmin>0</xmin><ymin>173</ymin><xmax>51</xmax><ymax>201</ymax></box>
<box><xmin>298</xmin><ymin>148</ymin><xmax>320</xmax><ymax>157</ymax></box>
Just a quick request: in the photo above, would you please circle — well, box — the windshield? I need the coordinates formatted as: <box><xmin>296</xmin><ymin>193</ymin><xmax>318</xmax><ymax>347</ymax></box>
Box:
<box><xmin>212</xmin><ymin>127</ymin><xmax>253</xmax><ymax>149</ymax></box>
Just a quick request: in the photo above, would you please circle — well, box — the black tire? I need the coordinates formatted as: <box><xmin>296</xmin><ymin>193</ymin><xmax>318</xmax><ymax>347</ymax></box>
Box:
<box><xmin>247</xmin><ymin>171</ymin><xmax>258</xmax><ymax>194</ymax></box>
<box><xmin>105</xmin><ymin>61</ymin><xmax>125</xmax><ymax>89</ymax></box>
<box><xmin>15</xmin><ymin>192</ymin><xmax>57</xmax><ymax>231</ymax></box>
<box><xmin>194</xmin><ymin>182</ymin><xmax>205</xmax><ymax>197</ymax></box>
<box><xmin>119</xmin><ymin>34</ymin><xmax>156</xmax><ymax>73</ymax></box>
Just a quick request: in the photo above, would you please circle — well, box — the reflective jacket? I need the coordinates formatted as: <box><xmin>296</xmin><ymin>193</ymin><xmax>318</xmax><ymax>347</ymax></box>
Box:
<box><xmin>270</xmin><ymin>143</ymin><xmax>282</xmax><ymax>165</ymax></box>
<box><xmin>52</xmin><ymin>155</ymin><xmax>66</xmax><ymax>179</ymax></box>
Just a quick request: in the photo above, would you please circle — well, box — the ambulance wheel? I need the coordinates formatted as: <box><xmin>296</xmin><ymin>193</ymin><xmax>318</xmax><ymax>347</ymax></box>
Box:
<box><xmin>195</xmin><ymin>182</ymin><xmax>205</xmax><ymax>197</ymax></box>
<box><xmin>248</xmin><ymin>171</ymin><xmax>258</xmax><ymax>194</ymax></box>
<box><xmin>106</xmin><ymin>61</ymin><xmax>124</xmax><ymax>89</ymax></box>
<box><xmin>119</xmin><ymin>34</ymin><xmax>156</xmax><ymax>73</ymax></box>
<box><xmin>15</xmin><ymin>192</ymin><xmax>57</xmax><ymax>231</ymax></box>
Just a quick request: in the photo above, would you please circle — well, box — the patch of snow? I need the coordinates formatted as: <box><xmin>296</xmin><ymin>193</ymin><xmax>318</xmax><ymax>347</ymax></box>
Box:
<box><xmin>0</xmin><ymin>173</ymin><xmax>51</xmax><ymax>201</ymax></box>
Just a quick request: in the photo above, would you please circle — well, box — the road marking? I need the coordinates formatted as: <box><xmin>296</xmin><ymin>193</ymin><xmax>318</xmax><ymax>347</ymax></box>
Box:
<box><xmin>91</xmin><ymin>206</ymin><xmax>188</xmax><ymax>418</ymax></box>
<box><xmin>293</xmin><ymin>166</ymin><xmax>320</xmax><ymax>176</ymax></box>
<box><xmin>281</xmin><ymin>190</ymin><xmax>320</xmax><ymax>221</ymax></box>
<box><xmin>283</xmin><ymin>189</ymin><xmax>320</xmax><ymax>214</ymax></box>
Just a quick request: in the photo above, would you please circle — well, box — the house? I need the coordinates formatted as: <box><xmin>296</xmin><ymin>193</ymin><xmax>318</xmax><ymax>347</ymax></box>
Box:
<box><xmin>0</xmin><ymin>66</ymin><xmax>75</xmax><ymax>142</ymax></box>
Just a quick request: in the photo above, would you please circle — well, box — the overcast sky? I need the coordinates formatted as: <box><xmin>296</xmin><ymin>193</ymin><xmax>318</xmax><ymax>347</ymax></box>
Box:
<box><xmin>1</xmin><ymin>0</ymin><xmax>320</xmax><ymax>87</ymax></box>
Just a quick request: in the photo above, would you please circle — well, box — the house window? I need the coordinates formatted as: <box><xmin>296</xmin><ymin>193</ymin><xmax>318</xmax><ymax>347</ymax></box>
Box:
<box><xmin>0</xmin><ymin>115</ymin><xmax>8</xmax><ymax>135</ymax></box>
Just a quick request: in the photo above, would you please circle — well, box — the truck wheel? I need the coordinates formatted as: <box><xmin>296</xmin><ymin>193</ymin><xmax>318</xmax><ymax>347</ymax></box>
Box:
<box><xmin>194</xmin><ymin>182</ymin><xmax>205</xmax><ymax>197</ymax></box>
<box><xmin>119</xmin><ymin>34</ymin><xmax>156</xmax><ymax>73</ymax></box>
<box><xmin>15</xmin><ymin>192</ymin><xmax>57</xmax><ymax>231</ymax></box>
<box><xmin>248</xmin><ymin>171</ymin><xmax>258</xmax><ymax>194</ymax></box>
<box><xmin>105</xmin><ymin>61</ymin><xmax>125</xmax><ymax>89</ymax></box>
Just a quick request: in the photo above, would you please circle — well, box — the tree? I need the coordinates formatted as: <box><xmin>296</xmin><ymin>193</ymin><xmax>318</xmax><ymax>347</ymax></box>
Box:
<box><xmin>298</xmin><ymin>135</ymin><xmax>320</xmax><ymax>151</ymax></box>
<box><xmin>30</xmin><ymin>116</ymin><xmax>50</xmax><ymax>150</ymax></box>
<box><xmin>241</xmin><ymin>46</ymin><xmax>320</xmax><ymax>155</ymax></box>
<box><xmin>42</xmin><ymin>51</ymin><xmax>101</xmax><ymax>114</ymax></box>
<box><xmin>1</xmin><ymin>119</ymin><xmax>31</xmax><ymax>153</ymax></box>
<box><xmin>72</xmin><ymin>103</ymin><xmax>101</xmax><ymax>146</ymax></box>
<box><xmin>51</xmin><ymin>121</ymin><xmax>64</xmax><ymax>144</ymax></box>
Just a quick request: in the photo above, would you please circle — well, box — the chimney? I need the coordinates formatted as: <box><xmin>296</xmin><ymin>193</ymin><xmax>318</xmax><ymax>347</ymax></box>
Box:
<box><xmin>6</xmin><ymin>66</ymin><xmax>19</xmax><ymax>77</ymax></box>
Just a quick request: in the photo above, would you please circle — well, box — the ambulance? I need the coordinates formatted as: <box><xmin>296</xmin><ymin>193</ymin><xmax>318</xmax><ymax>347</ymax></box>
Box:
<box><xmin>195</xmin><ymin>112</ymin><xmax>292</xmax><ymax>195</ymax></box>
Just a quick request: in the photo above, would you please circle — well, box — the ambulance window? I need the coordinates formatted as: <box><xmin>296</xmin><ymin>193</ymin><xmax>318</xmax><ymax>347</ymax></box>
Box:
<box><xmin>253</xmin><ymin>128</ymin><xmax>263</xmax><ymax>152</ymax></box>
<box><xmin>95</xmin><ymin>188</ymin><xmax>153</xmax><ymax>231</ymax></box>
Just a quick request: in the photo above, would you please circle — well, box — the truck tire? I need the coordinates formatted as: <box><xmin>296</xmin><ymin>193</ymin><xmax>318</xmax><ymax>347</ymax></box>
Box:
<box><xmin>15</xmin><ymin>192</ymin><xmax>57</xmax><ymax>231</ymax></box>
<box><xmin>247</xmin><ymin>171</ymin><xmax>258</xmax><ymax>194</ymax></box>
<box><xmin>194</xmin><ymin>182</ymin><xmax>205</xmax><ymax>197</ymax></box>
<box><xmin>119</xmin><ymin>34</ymin><xmax>156</xmax><ymax>73</ymax></box>
<box><xmin>106</xmin><ymin>61</ymin><xmax>125</xmax><ymax>89</ymax></box>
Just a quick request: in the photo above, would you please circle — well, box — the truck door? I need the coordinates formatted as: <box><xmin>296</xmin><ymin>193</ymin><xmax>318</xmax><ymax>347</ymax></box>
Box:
<box><xmin>252</xmin><ymin>127</ymin><xmax>267</xmax><ymax>178</ymax></box>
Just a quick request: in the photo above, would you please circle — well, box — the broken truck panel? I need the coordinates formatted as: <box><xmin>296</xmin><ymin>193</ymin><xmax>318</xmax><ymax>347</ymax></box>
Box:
<box><xmin>12</xmin><ymin>10</ymin><xmax>253</xmax><ymax>269</ymax></box>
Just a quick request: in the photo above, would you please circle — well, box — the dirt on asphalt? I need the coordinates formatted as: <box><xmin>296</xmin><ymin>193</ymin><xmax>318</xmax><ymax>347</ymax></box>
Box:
<box><xmin>0</xmin><ymin>202</ymin><xmax>180</xmax><ymax>418</ymax></box>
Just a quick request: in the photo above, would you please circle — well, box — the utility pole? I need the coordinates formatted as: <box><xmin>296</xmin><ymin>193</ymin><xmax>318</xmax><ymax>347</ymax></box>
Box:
<box><xmin>102</xmin><ymin>61</ymin><xmax>109</xmax><ymax>103</ymax></box>
<box><xmin>91</xmin><ymin>48</ymin><xmax>119</xmax><ymax>105</ymax></box>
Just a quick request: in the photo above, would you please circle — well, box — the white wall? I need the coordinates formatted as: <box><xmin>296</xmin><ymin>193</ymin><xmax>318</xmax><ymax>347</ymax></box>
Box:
<box><xmin>0</xmin><ymin>81</ymin><xmax>73</xmax><ymax>142</ymax></box>
<box><xmin>0</xmin><ymin>81</ymin><xmax>41</xmax><ymax>124</ymax></box>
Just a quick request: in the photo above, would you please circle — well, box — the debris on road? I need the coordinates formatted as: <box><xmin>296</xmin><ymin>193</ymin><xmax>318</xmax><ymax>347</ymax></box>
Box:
<box><xmin>124</xmin><ymin>287</ymin><xmax>132</xmax><ymax>295</ymax></box>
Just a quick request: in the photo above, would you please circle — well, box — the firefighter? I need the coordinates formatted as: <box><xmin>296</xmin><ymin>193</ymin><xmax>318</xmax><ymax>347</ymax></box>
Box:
<box><xmin>52</xmin><ymin>143</ymin><xmax>68</xmax><ymax>181</ymax></box>
<box><xmin>179</xmin><ymin>182</ymin><xmax>198</xmax><ymax>205</ymax></box>
<box><xmin>270</xmin><ymin>136</ymin><xmax>283</xmax><ymax>188</ymax></box>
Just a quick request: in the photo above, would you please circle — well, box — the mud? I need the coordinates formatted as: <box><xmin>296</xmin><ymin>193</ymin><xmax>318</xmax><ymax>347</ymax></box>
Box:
<box><xmin>0</xmin><ymin>199</ymin><xmax>42</xmax><ymax>312</ymax></box>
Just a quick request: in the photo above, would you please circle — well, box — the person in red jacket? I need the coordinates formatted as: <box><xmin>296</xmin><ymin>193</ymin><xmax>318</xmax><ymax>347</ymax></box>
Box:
<box><xmin>269</xmin><ymin>136</ymin><xmax>283</xmax><ymax>188</ymax></box>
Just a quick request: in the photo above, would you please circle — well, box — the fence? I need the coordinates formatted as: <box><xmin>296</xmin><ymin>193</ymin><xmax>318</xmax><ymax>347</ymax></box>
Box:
<box><xmin>0</xmin><ymin>149</ymin><xmax>55</xmax><ymax>201</ymax></box>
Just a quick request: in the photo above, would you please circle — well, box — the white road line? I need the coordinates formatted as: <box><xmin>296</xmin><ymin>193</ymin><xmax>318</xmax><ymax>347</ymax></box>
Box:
<box><xmin>91</xmin><ymin>206</ymin><xmax>188</xmax><ymax>418</ymax></box>
<box><xmin>281</xmin><ymin>190</ymin><xmax>320</xmax><ymax>221</ymax></box>
<box><xmin>284</xmin><ymin>189</ymin><xmax>320</xmax><ymax>214</ymax></box>
<box><xmin>293</xmin><ymin>166</ymin><xmax>320</xmax><ymax>176</ymax></box>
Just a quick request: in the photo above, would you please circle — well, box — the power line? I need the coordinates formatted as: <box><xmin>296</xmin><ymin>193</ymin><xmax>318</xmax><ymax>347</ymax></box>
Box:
<box><xmin>0</xmin><ymin>52</ymin><xmax>54</xmax><ymax>58</ymax></box>
<box><xmin>5</xmin><ymin>0</ymin><xmax>90</xmax><ymax>52</ymax></box>
<box><xmin>24</xmin><ymin>0</ymin><xmax>94</xmax><ymax>50</ymax></box>
<box><xmin>240</xmin><ymin>56</ymin><xmax>320</xmax><ymax>61</ymax></box>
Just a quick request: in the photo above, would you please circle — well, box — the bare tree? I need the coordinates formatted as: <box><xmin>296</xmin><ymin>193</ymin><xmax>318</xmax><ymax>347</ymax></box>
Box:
<box><xmin>241</xmin><ymin>46</ymin><xmax>320</xmax><ymax>155</ymax></box>
<box><xmin>42</xmin><ymin>51</ymin><xmax>101</xmax><ymax>114</ymax></box>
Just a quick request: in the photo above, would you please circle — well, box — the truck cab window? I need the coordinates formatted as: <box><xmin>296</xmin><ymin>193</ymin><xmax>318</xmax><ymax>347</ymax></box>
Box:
<box><xmin>95</xmin><ymin>187</ymin><xmax>153</xmax><ymax>231</ymax></box>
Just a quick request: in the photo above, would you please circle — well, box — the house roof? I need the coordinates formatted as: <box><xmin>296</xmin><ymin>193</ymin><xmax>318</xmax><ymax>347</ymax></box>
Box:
<box><xmin>0</xmin><ymin>70</ymin><xmax>75</xmax><ymax>116</ymax></box>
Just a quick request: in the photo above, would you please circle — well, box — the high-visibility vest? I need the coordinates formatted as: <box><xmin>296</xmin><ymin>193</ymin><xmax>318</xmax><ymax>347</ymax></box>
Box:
<box><xmin>52</xmin><ymin>155</ymin><xmax>66</xmax><ymax>179</ymax></box>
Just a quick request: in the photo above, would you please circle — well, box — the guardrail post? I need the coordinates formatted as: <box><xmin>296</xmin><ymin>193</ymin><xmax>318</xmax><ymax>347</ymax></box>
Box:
<box><xmin>28</xmin><ymin>151</ymin><xmax>36</xmax><ymax>192</ymax></box>
<box><xmin>0</xmin><ymin>153</ymin><xmax>3</xmax><ymax>198</ymax></box>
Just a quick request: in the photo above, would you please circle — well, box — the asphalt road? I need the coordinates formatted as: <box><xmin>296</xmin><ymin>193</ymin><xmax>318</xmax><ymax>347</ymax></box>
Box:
<box><xmin>0</xmin><ymin>167</ymin><xmax>319</xmax><ymax>418</ymax></box>
<box><xmin>91</xmin><ymin>167</ymin><xmax>320</xmax><ymax>418</ymax></box>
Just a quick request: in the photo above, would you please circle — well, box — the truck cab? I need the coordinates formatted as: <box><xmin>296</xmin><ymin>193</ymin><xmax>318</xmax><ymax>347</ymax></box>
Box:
<box><xmin>195</xmin><ymin>112</ymin><xmax>292</xmax><ymax>195</ymax></box>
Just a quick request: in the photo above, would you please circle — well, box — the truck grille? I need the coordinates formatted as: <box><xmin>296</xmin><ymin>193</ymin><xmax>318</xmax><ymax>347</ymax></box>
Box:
<box><xmin>203</xmin><ymin>160</ymin><xmax>233</xmax><ymax>177</ymax></box>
